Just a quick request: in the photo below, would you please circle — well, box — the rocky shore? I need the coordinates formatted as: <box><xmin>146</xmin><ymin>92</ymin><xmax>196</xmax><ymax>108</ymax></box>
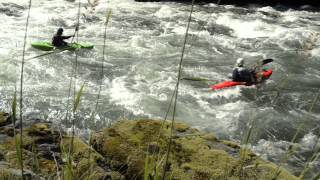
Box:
<box><xmin>0</xmin><ymin>112</ymin><xmax>297</xmax><ymax>179</ymax></box>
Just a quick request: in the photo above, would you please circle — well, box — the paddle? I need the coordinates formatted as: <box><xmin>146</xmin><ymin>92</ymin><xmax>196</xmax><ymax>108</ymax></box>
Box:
<box><xmin>26</xmin><ymin>48</ymin><xmax>68</xmax><ymax>62</ymax></box>
<box><xmin>182</xmin><ymin>59</ymin><xmax>274</xmax><ymax>82</ymax></box>
<box><xmin>181</xmin><ymin>77</ymin><xmax>215</xmax><ymax>82</ymax></box>
<box><xmin>70</xmin><ymin>25</ymin><xmax>79</xmax><ymax>43</ymax></box>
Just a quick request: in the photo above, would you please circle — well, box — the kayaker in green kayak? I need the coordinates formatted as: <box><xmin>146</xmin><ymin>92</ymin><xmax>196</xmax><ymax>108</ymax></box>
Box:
<box><xmin>52</xmin><ymin>28</ymin><xmax>74</xmax><ymax>47</ymax></box>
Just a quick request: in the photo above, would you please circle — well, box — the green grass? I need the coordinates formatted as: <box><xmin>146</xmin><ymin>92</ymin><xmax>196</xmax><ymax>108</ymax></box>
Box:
<box><xmin>12</xmin><ymin>90</ymin><xmax>24</xmax><ymax>178</ymax></box>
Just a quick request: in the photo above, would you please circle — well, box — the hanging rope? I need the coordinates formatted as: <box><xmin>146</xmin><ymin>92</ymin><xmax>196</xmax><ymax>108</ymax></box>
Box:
<box><xmin>19</xmin><ymin>0</ymin><xmax>32</xmax><ymax>179</ymax></box>
<box><xmin>161</xmin><ymin>0</ymin><xmax>195</xmax><ymax>179</ymax></box>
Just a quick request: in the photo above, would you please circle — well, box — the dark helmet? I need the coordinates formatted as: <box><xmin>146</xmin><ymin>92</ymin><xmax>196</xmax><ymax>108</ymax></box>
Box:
<box><xmin>57</xmin><ymin>28</ymin><xmax>64</xmax><ymax>35</ymax></box>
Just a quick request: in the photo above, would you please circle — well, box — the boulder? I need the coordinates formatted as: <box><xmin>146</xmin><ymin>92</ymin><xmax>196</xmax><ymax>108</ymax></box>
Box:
<box><xmin>93</xmin><ymin>119</ymin><xmax>298</xmax><ymax>179</ymax></box>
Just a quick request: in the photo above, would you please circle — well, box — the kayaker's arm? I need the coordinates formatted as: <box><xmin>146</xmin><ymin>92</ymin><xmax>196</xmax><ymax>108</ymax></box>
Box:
<box><xmin>62</xmin><ymin>35</ymin><xmax>73</xmax><ymax>39</ymax></box>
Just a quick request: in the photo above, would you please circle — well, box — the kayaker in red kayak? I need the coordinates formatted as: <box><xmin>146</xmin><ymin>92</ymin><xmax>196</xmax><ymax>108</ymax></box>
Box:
<box><xmin>52</xmin><ymin>28</ymin><xmax>74</xmax><ymax>47</ymax></box>
<box><xmin>210</xmin><ymin>59</ymin><xmax>273</xmax><ymax>90</ymax></box>
<box><xmin>232</xmin><ymin>58</ymin><xmax>256</xmax><ymax>85</ymax></box>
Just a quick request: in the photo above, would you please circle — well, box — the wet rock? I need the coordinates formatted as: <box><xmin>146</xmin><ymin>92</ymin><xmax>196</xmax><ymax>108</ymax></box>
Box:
<box><xmin>0</xmin><ymin>112</ymin><xmax>11</xmax><ymax>127</ymax></box>
<box><xmin>0</xmin><ymin>126</ymin><xmax>15</xmax><ymax>137</ymax></box>
<box><xmin>37</xmin><ymin>143</ymin><xmax>60</xmax><ymax>152</ymax></box>
<box><xmin>28</xmin><ymin>123</ymin><xmax>51</xmax><ymax>136</ymax></box>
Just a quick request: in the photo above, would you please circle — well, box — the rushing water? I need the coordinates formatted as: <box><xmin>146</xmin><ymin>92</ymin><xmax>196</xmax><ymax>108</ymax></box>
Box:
<box><xmin>0</xmin><ymin>0</ymin><xmax>320</xmax><ymax>178</ymax></box>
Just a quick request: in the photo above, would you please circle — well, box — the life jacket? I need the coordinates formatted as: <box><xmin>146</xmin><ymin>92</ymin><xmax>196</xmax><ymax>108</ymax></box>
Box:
<box><xmin>232</xmin><ymin>67</ymin><xmax>254</xmax><ymax>82</ymax></box>
<box><xmin>52</xmin><ymin>35</ymin><xmax>70</xmax><ymax>47</ymax></box>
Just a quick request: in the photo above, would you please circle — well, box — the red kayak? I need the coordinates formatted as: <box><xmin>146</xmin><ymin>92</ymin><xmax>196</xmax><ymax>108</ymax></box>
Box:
<box><xmin>210</xmin><ymin>69</ymin><xmax>273</xmax><ymax>90</ymax></box>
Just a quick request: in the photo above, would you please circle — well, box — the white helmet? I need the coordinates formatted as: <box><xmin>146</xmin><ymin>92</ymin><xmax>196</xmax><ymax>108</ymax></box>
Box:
<box><xmin>236</xmin><ymin>58</ymin><xmax>244</xmax><ymax>66</ymax></box>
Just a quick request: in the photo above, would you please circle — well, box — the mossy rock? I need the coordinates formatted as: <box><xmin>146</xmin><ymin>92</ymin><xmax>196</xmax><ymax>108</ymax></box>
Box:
<box><xmin>221</xmin><ymin>140</ymin><xmax>241</xmax><ymax>149</ymax></box>
<box><xmin>93</xmin><ymin>119</ymin><xmax>298</xmax><ymax>180</ymax></box>
<box><xmin>0</xmin><ymin>112</ymin><xmax>11</xmax><ymax>127</ymax></box>
<box><xmin>28</xmin><ymin>123</ymin><xmax>51</xmax><ymax>136</ymax></box>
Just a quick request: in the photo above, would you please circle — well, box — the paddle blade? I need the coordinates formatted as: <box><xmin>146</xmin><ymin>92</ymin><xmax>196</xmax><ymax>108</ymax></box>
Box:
<box><xmin>262</xmin><ymin>59</ymin><xmax>274</xmax><ymax>65</ymax></box>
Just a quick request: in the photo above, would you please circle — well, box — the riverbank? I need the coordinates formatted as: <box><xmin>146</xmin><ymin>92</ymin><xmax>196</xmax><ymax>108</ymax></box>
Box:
<box><xmin>0</xmin><ymin>112</ymin><xmax>297</xmax><ymax>179</ymax></box>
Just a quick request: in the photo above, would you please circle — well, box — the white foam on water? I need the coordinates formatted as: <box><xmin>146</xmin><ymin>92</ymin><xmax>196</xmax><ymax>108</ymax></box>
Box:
<box><xmin>215</xmin><ymin>12</ymin><xmax>285</xmax><ymax>39</ymax></box>
<box><xmin>109</xmin><ymin>76</ymin><xmax>146</xmax><ymax>116</ymax></box>
<box><xmin>253</xmin><ymin>139</ymin><xmax>289</xmax><ymax>160</ymax></box>
<box><xmin>300</xmin><ymin>132</ymin><xmax>318</xmax><ymax>150</ymax></box>
<box><xmin>257</xmin><ymin>6</ymin><xmax>277</xmax><ymax>13</ymax></box>
<box><xmin>155</xmin><ymin>5</ymin><xmax>177</xmax><ymax>19</ymax></box>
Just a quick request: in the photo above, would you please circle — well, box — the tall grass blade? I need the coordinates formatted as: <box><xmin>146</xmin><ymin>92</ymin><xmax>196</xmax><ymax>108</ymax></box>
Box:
<box><xmin>18</xmin><ymin>0</ymin><xmax>32</xmax><ymax>179</ymax></box>
<box><xmin>162</xmin><ymin>0</ymin><xmax>195</xmax><ymax>179</ymax></box>
<box><xmin>15</xmin><ymin>136</ymin><xmax>23</xmax><ymax>169</ymax></box>
<box><xmin>90</xmin><ymin>8</ymin><xmax>112</xmax><ymax>122</ymax></box>
<box><xmin>144</xmin><ymin>155</ymin><xmax>149</xmax><ymax>180</ymax></box>
<box><xmin>60</xmin><ymin>135</ymin><xmax>73</xmax><ymax>180</ymax></box>
<box><xmin>105</xmin><ymin>9</ymin><xmax>112</xmax><ymax>25</ymax></box>
<box><xmin>31</xmin><ymin>140</ymin><xmax>39</xmax><ymax>173</ymax></box>
<box><xmin>68</xmin><ymin>83</ymin><xmax>85</xmax><ymax>179</ymax></box>
<box><xmin>12</xmin><ymin>90</ymin><xmax>24</xmax><ymax>176</ymax></box>
<box><xmin>240</xmin><ymin>122</ymin><xmax>254</xmax><ymax>160</ymax></box>
<box><xmin>87</xmin><ymin>130</ymin><xmax>93</xmax><ymax>176</ymax></box>
<box><xmin>12</xmin><ymin>90</ymin><xmax>17</xmax><ymax>128</ymax></box>
<box><xmin>154</xmin><ymin>162</ymin><xmax>159</xmax><ymax>180</ymax></box>
<box><xmin>73</xmin><ymin>83</ymin><xmax>85</xmax><ymax>113</ymax></box>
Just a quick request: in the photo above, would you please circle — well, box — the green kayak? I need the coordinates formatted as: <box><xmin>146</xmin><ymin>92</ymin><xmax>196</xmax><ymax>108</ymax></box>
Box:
<box><xmin>31</xmin><ymin>41</ymin><xmax>94</xmax><ymax>51</ymax></box>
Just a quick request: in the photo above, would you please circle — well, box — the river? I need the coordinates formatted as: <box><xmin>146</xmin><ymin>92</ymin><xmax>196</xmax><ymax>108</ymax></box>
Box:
<box><xmin>0</xmin><ymin>0</ymin><xmax>319</xmax><ymax>178</ymax></box>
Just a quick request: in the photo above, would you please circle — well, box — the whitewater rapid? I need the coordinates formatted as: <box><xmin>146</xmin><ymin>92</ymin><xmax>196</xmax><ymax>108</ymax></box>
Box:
<box><xmin>0</xmin><ymin>0</ymin><xmax>319</xmax><ymax>177</ymax></box>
